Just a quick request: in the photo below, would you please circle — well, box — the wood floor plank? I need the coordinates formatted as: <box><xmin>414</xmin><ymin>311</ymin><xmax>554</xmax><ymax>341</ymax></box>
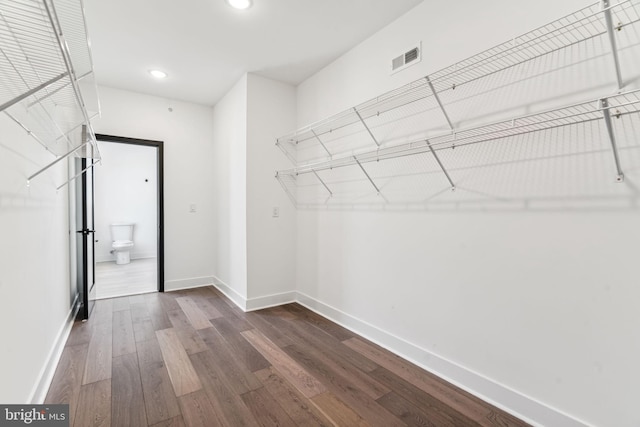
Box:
<box><xmin>377</xmin><ymin>391</ymin><xmax>458</xmax><ymax>427</ymax></box>
<box><xmin>150</xmin><ymin>415</ymin><xmax>186</xmax><ymax>427</ymax></box>
<box><xmin>197</xmin><ymin>326</ymin><xmax>263</xmax><ymax>395</ymax></box>
<box><xmin>112</xmin><ymin>296</ymin><xmax>131</xmax><ymax>312</ymax></box>
<box><xmin>65</xmin><ymin>321</ymin><xmax>93</xmax><ymax>347</ymax></box>
<box><xmin>241</xmin><ymin>386</ymin><xmax>298</xmax><ymax>427</ymax></box>
<box><xmin>263</xmin><ymin>313</ymin><xmax>387</xmax><ymax>397</ymax></box>
<box><xmin>242</xmin><ymin>329</ymin><xmax>327</xmax><ymax>398</ymax></box>
<box><xmin>44</xmin><ymin>344</ymin><xmax>88</xmax><ymax>426</ymax></box>
<box><xmin>136</xmin><ymin>338</ymin><xmax>182</xmax><ymax>425</ymax></box>
<box><xmin>194</xmin><ymin>297</ymin><xmax>223</xmax><ymax>319</ymax></box>
<box><xmin>111</xmin><ymin>353</ymin><xmax>148</xmax><ymax>427</ymax></box>
<box><xmin>133</xmin><ymin>317</ymin><xmax>156</xmax><ymax>343</ymax></box>
<box><xmin>175</xmin><ymin>297</ymin><xmax>213</xmax><ymax>329</ymax></box>
<box><xmin>344</xmin><ymin>337</ymin><xmax>498</xmax><ymax>426</ymax></box>
<box><xmin>211</xmin><ymin>316</ymin><xmax>270</xmax><ymax>372</ymax></box>
<box><xmin>178</xmin><ymin>389</ymin><xmax>225</xmax><ymax>427</ymax></box>
<box><xmin>285</xmin><ymin>303</ymin><xmax>355</xmax><ymax>341</ymax></box>
<box><xmin>205</xmin><ymin>296</ymin><xmax>254</xmax><ymax>330</ymax></box>
<box><xmin>113</xmin><ymin>309</ymin><xmax>136</xmax><ymax>357</ymax></box>
<box><xmin>190</xmin><ymin>350</ymin><xmax>260</xmax><ymax>427</ymax></box>
<box><xmin>283</xmin><ymin>343</ymin><xmax>404</xmax><ymax>427</ymax></box>
<box><xmin>274</xmin><ymin>309</ymin><xmax>379</xmax><ymax>372</ymax></box>
<box><xmin>167</xmin><ymin>309</ymin><xmax>208</xmax><ymax>355</ymax></box>
<box><xmin>129</xmin><ymin>294</ymin><xmax>148</xmax><ymax>305</ymax></box>
<box><xmin>311</xmin><ymin>391</ymin><xmax>368</xmax><ymax>427</ymax></box>
<box><xmin>244</xmin><ymin>310</ymin><xmax>296</xmax><ymax>348</ymax></box>
<box><xmin>73</xmin><ymin>379</ymin><xmax>111</xmax><ymax>427</ymax></box>
<box><xmin>156</xmin><ymin>328</ymin><xmax>203</xmax><ymax>396</ymax></box>
<box><xmin>255</xmin><ymin>366</ymin><xmax>334</xmax><ymax>427</ymax></box>
<box><xmin>82</xmin><ymin>325</ymin><xmax>112</xmax><ymax>385</ymax></box>
<box><xmin>130</xmin><ymin>302</ymin><xmax>151</xmax><ymax>323</ymax></box>
<box><xmin>370</xmin><ymin>367</ymin><xmax>480</xmax><ymax>427</ymax></box>
<box><xmin>146</xmin><ymin>293</ymin><xmax>173</xmax><ymax>331</ymax></box>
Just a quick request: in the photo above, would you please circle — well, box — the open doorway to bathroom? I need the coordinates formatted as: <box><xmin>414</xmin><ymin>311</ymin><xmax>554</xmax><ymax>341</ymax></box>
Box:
<box><xmin>93</xmin><ymin>134</ymin><xmax>164</xmax><ymax>298</ymax></box>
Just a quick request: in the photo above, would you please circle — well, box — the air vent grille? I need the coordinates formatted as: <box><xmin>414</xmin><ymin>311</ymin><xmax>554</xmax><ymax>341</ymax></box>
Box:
<box><xmin>405</xmin><ymin>47</ymin><xmax>419</xmax><ymax>63</ymax></box>
<box><xmin>391</xmin><ymin>43</ymin><xmax>422</xmax><ymax>74</ymax></box>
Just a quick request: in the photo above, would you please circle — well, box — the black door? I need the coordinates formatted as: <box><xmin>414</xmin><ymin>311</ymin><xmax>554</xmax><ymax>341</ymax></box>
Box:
<box><xmin>76</xmin><ymin>156</ymin><xmax>96</xmax><ymax>320</ymax></box>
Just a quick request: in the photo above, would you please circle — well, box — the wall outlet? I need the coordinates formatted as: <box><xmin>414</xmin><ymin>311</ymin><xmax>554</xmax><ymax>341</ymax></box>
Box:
<box><xmin>190</xmin><ymin>204</ymin><xmax>197</xmax><ymax>213</ymax></box>
<box><xmin>272</xmin><ymin>207</ymin><xmax>280</xmax><ymax>217</ymax></box>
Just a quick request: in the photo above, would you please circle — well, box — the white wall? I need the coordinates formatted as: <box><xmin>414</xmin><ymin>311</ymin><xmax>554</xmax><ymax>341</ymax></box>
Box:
<box><xmin>211</xmin><ymin>75</ymin><xmax>248</xmax><ymax>302</ymax></box>
<box><xmin>94</xmin><ymin>141</ymin><xmax>157</xmax><ymax>262</ymax></box>
<box><xmin>92</xmin><ymin>86</ymin><xmax>216</xmax><ymax>290</ymax></box>
<box><xmin>245</xmin><ymin>74</ymin><xmax>297</xmax><ymax>307</ymax></box>
<box><xmin>0</xmin><ymin>115</ymin><xmax>75</xmax><ymax>403</ymax></box>
<box><xmin>211</xmin><ymin>73</ymin><xmax>298</xmax><ymax>308</ymax></box>
<box><xmin>294</xmin><ymin>1</ymin><xmax>640</xmax><ymax>426</ymax></box>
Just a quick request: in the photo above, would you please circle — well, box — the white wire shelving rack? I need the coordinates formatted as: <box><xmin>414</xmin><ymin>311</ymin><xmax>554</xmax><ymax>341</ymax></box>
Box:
<box><xmin>275</xmin><ymin>0</ymin><xmax>640</xmax><ymax>207</ymax></box>
<box><xmin>0</xmin><ymin>0</ymin><xmax>101</xmax><ymax>189</ymax></box>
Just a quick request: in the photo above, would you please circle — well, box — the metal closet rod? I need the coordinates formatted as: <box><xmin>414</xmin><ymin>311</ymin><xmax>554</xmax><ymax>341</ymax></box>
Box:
<box><xmin>278</xmin><ymin>90</ymin><xmax>640</xmax><ymax>177</ymax></box>
<box><xmin>276</xmin><ymin>0</ymin><xmax>638</xmax><ymax>147</ymax></box>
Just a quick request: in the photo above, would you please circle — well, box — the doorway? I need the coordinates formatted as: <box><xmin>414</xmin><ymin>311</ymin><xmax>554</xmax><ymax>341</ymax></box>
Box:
<box><xmin>93</xmin><ymin>134</ymin><xmax>164</xmax><ymax>298</ymax></box>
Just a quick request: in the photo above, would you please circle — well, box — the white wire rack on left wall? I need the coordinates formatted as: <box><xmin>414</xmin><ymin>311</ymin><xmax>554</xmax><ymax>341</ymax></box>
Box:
<box><xmin>0</xmin><ymin>0</ymin><xmax>101</xmax><ymax>189</ymax></box>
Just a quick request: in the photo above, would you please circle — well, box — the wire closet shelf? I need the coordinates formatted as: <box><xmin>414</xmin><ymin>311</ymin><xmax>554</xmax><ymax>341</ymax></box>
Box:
<box><xmin>0</xmin><ymin>0</ymin><xmax>101</xmax><ymax>188</ymax></box>
<box><xmin>275</xmin><ymin>0</ymin><xmax>640</xmax><ymax>206</ymax></box>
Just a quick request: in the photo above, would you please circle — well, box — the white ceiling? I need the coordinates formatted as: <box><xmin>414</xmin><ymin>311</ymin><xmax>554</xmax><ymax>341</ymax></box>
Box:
<box><xmin>83</xmin><ymin>0</ymin><xmax>423</xmax><ymax>106</ymax></box>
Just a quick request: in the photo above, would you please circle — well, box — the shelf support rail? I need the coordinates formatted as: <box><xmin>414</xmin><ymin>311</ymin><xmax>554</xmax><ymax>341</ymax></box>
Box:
<box><xmin>353</xmin><ymin>156</ymin><xmax>381</xmax><ymax>194</ymax></box>
<box><xmin>312</xmin><ymin>169</ymin><xmax>333</xmax><ymax>196</ymax></box>
<box><xmin>56</xmin><ymin>159</ymin><xmax>100</xmax><ymax>191</ymax></box>
<box><xmin>275</xmin><ymin>140</ymin><xmax>298</xmax><ymax>165</ymax></box>
<box><xmin>353</xmin><ymin>107</ymin><xmax>381</xmax><ymax>147</ymax></box>
<box><xmin>599</xmin><ymin>98</ymin><xmax>624</xmax><ymax>182</ymax></box>
<box><xmin>0</xmin><ymin>72</ymin><xmax>69</xmax><ymax>113</ymax></box>
<box><xmin>601</xmin><ymin>0</ymin><xmax>624</xmax><ymax>90</ymax></box>
<box><xmin>311</xmin><ymin>130</ymin><xmax>333</xmax><ymax>157</ymax></box>
<box><xmin>427</xmin><ymin>141</ymin><xmax>456</xmax><ymax>190</ymax></box>
<box><xmin>426</xmin><ymin>76</ymin><xmax>455</xmax><ymax>131</ymax></box>
<box><xmin>27</xmin><ymin>141</ymin><xmax>91</xmax><ymax>185</ymax></box>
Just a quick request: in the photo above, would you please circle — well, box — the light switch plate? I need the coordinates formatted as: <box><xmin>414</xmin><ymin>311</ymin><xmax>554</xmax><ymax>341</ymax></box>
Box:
<box><xmin>272</xmin><ymin>207</ymin><xmax>279</xmax><ymax>217</ymax></box>
<box><xmin>190</xmin><ymin>204</ymin><xmax>197</xmax><ymax>213</ymax></box>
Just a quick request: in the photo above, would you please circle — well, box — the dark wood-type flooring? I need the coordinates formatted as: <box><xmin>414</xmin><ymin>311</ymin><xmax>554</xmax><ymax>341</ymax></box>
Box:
<box><xmin>45</xmin><ymin>286</ymin><xmax>530</xmax><ymax>426</ymax></box>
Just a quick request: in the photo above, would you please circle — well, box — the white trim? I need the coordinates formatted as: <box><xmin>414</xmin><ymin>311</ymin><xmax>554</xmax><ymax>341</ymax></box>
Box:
<box><xmin>212</xmin><ymin>275</ymin><xmax>247</xmax><ymax>311</ymax></box>
<box><xmin>245</xmin><ymin>291</ymin><xmax>296</xmax><ymax>312</ymax></box>
<box><xmin>164</xmin><ymin>276</ymin><xmax>214</xmax><ymax>292</ymax></box>
<box><xmin>29</xmin><ymin>295</ymin><xmax>80</xmax><ymax>404</ymax></box>
<box><xmin>295</xmin><ymin>291</ymin><xmax>591</xmax><ymax>427</ymax></box>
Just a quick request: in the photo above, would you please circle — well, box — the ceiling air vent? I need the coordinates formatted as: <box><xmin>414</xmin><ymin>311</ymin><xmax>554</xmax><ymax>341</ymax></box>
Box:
<box><xmin>391</xmin><ymin>42</ymin><xmax>422</xmax><ymax>74</ymax></box>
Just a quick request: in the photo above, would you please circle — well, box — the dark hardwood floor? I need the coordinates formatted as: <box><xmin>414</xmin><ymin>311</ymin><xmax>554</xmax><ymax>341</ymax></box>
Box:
<box><xmin>45</xmin><ymin>286</ymin><xmax>530</xmax><ymax>427</ymax></box>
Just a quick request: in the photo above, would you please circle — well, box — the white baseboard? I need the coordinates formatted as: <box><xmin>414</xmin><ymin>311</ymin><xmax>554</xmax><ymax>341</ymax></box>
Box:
<box><xmin>295</xmin><ymin>292</ymin><xmax>591</xmax><ymax>427</ymax></box>
<box><xmin>245</xmin><ymin>291</ymin><xmax>296</xmax><ymax>312</ymax></box>
<box><xmin>29</xmin><ymin>294</ymin><xmax>80</xmax><ymax>404</ymax></box>
<box><xmin>211</xmin><ymin>276</ymin><xmax>247</xmax><ymax>311</ymax></box>
<box><xmin>164</xmin><ymin>276</ymin><xmax>214</xmax><ymax>292</ymax></box>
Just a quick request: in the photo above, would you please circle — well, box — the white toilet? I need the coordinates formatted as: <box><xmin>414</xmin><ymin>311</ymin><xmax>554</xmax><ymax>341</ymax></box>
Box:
<box><xmin>110</xmin><ymin>223</ymin><xmax>135</xmax><ymax>265</ymax></box>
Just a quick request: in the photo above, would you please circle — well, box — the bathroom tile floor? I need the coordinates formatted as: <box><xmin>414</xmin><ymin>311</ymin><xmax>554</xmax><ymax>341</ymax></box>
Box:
<box><xmin>95</xmin><ymin>257</ymin><xmax>157</xmax><ymax>299</ymax></box>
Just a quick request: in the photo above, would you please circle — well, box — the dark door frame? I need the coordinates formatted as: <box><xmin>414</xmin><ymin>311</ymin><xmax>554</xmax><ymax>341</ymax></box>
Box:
<box><xmin>95</xmin><ymin>134</ymin><xmax>165</xmax><ymax>292</ymax></box>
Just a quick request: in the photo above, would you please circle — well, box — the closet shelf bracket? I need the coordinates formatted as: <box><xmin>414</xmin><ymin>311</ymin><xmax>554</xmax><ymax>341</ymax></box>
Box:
<box><xmin>275</xmin><ymin>140</ymin><xmax>298</xmax><ymax>164</ymax></box>
<box><xmin>353</xmin><ymin>107</ymin><xmax>380</xmax><ymax>147</ymax></box>
<box><xmin>311</xmin><ymin>130</ymin><xmax>333</xmax><ymax>157</ymax></box>
<box><xmin>0</xmin><ymin>72</ymin><xmax>68</xmax><ymax>113</ymax></box>
<box><xmin>602</xmin><ymin>0</ymin><xmax>624</xmax><ymax>89</ymax></box>
<box><xmin>354</xmin><ymin>156</ymin><xmax>381</xmax><ymax>194</ymax></box>
<box><xmin>27</xmin><ymin>141</ymin><xmax>90</xmax><ymax>185</ymax></box>
<box><xmin>56</xmin><ymin>159</ymin><xmax>100</xmax><ymax>191</ymax></box>
<box><xmin>427</xmin><ymin>141</ymin><xmax>456</xmax><ymax>190</ymax></box>
<box><xmin>600</xmin><ymin>98</ymin><xmax>624</xmax><ymax>182</ymax></box>
<box><xmin>426</xmin><ymin>76</ymin><xmax>455</xmax><ymax>131</ymax></box>
<box><xmin>312</xmin><ymin>169</ymin><xmax>333</xmax><ymax>196</ymax></box>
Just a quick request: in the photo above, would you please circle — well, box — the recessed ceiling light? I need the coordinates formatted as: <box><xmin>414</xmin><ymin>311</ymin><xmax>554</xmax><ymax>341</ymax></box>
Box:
<box><xmin>226</xmin><ymin>0</ymin><xmax>251</xmax><ymax>10</ymax></box>
<box><xmin>149</xmin><ymin>69</ymin><xmax>168</xmax><ymax>79</ymax></box>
